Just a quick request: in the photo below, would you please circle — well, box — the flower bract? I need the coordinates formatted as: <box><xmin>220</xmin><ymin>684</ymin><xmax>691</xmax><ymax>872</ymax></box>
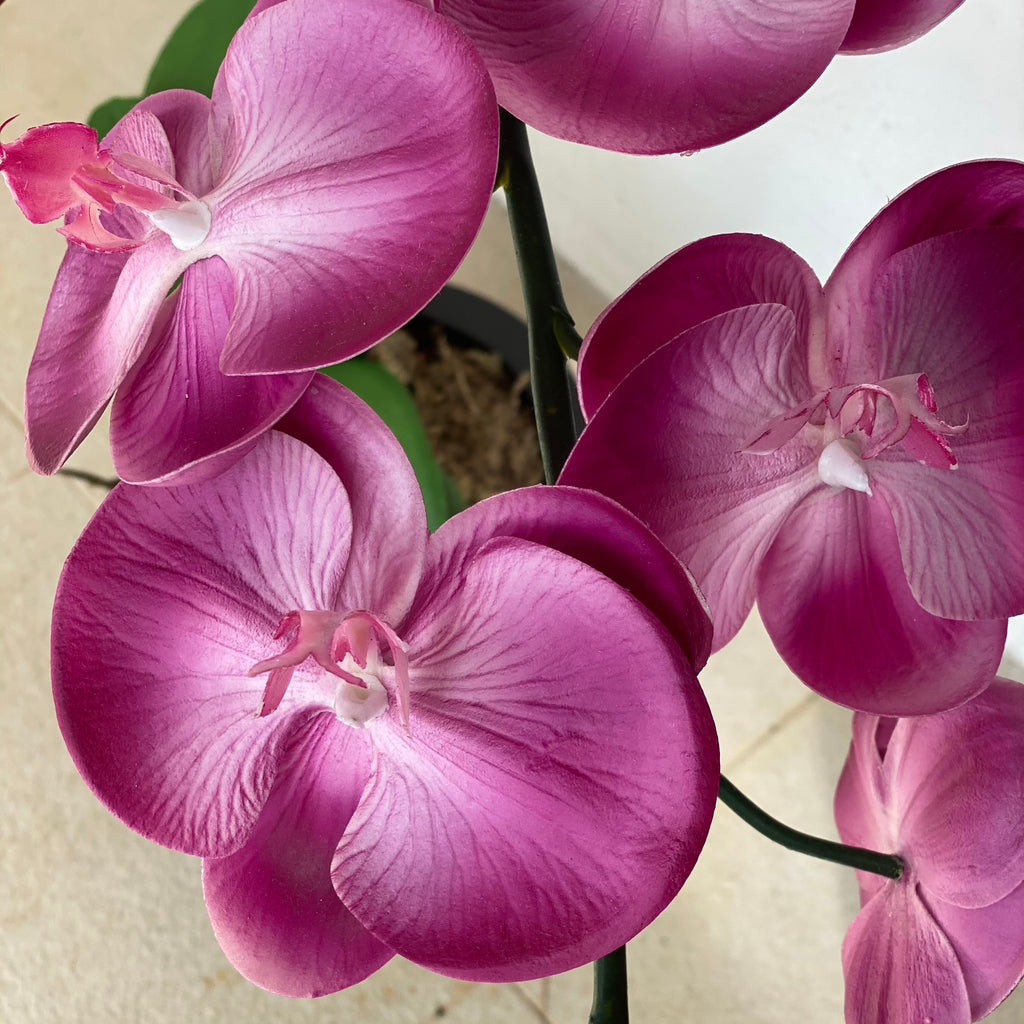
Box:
<box><xmin>51</xmin><ymin>377</ymin><xmax>719</xmax><ymax>996</ymax></box>
<box><xmin>561</xmin><ymin>161</ymin><xmax>1024</xmax><ymax>715</ymax></box>
<box><xmin>835</xmin><ymin>678</ymin><xmax>1024</xmax><ymax>1023</ymax></box>
<box><xmin>432</xmin><ymin>0</ymin><xmax>965</xmax><ymax>154</ymax></box>
<box><xmin>2</xmin><ymin>0</ymin><xmax>498</xmax><ymax>483</ymax></box>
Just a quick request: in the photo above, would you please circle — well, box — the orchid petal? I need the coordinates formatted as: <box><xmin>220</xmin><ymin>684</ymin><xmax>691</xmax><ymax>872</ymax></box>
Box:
<box><xmin>424</xmin><ymin>483</ymin><xmax>712</xmax><ymax>672</ymax></box>
<box><xmin>0</xmin><ymin>120</ymin><xmax>102</xmax><ymax>223</ymax></box>
<box><xmin>279</xmin><ymin>377</ymin><xmax>428</xmax><ymax>626</ymax></box>
<box><xmin>108</xmin><ymin>89</ymin><xmax>215</xmax><ymax>198</ymax></box>
<box><xmin>859</xmin><ymin>229</ymin><xmax>1024</xmax><ymax>619</ymax></box>
<box><xmin>826</xmin><ymin>161</ymin><xmax>1024</xmax><ymax>381</ymax></box>
<box><xmin>52</xmin><ymin>434</ymin><xmax>354</xmax><ymax>855</ymax></box>
<box><xmin>563</xmin><ymin>304</ymin><xmax>820</xmax><ymax>651</ymax></box>
<box><xmin>435</xmin><ymin>0</ymin><xmax>856</xmax><ymax>154</ymax></box>
<box><xmin>208</xmin><ymin>0</ymin><xmax>497</xmax><ymax>373</ymax></box>
<box><xmin>834</xmin><ymin>714</ymin><xmax>894</xmax><ymax>906</ymax></box>
<box><xmin>891</xmin><ymin>680</ymin><xmax>1024</xmax><ymax>908</ymax></box>
<box><xmin>757</xmin><ymin>488</ymin><xmax>1005</xmax><ymax>714</ymax></box>
<box><xmin>334</xmin><ymin>538</ymin><xmax>717</xmax><ymax>979</ymax></box>
<box><xmin>841</xmin><ymin>0</ymin><xmax>966</xmax><ymax>53</ymax></box>
<box><xmin>90</xmin><ymin>105</ymin><xmax>184</xmax><ymax>245</ymax></box>
<box><xmin>203</xmin><ymin>715</ymin><xmax>391</xmax><ymax>997</ymax></box>
<box><xmin>927</xmin><ymin>881</ymin><xmax>1024</xmax><ymax>1019</ymax></box>
<box><xmin>577</xmin><ymin>234</ymin><xmax>825</xmax><ymax>418</ymax></box>
<box><xmin>110</xmin><ymin>256</ymin><xmax>312</xmax><ymax>484</ymax></box>
<box><xmin>842</xmin><ymin>883</ymin><xmax>971</xmax><ymax>1024</ymax></box>
<box><xmin>25</xmin><ymin>231</ymin><xmax>186</xmax><ymax>474</ymax></box>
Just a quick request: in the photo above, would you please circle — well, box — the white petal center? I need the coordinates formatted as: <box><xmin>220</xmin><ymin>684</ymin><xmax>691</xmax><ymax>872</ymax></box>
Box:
<box><xmin>333</xmin><ymin>652</ymin><xmax>389</xmax><ymax>729</ymax></box>
<box><xmin>818</xmin><ymin>438</ymin><xmax>872</xmax><ymax>496</ymax></box>
<box><xmin>148</xmin><ymin>199</ymin><xmax>211</xmax><ymax>251</ymax></box>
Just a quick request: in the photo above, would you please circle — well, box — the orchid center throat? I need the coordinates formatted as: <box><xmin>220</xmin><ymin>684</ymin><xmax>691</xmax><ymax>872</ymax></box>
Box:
<box><xmin>247</xmin><ymin>608</ymin><xmax>410</xmax><ymax>730</ymax></box>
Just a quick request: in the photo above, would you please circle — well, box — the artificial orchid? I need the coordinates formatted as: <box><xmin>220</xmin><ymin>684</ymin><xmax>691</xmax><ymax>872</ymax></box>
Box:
<box><xmin>51</xmin><ymin>377</ymin><xmax>719</xmax><ymax>997</ymax></box>
<box><xmin>1</xmin><ymin>0</ymin><xmax>497</xmax><ymax>484</ymax></box>
<box><xmin>431</xmin><ymin>0</ymin><xmax>965</xmax><ymax>154</ymax></box>
<box><xmin>834</xmin><ymin>679</ymin><xmax>1024</xmax><ymax>1023</ymax></box>
<box><xmin>561</xmin><ymin>160</ymin><xmax>1024</xmax><ymax>715</ymax></box>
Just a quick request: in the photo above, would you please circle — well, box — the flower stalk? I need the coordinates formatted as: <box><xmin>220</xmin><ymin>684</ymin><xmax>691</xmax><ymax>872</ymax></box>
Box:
<box><xmin>718</xmin><ymin>774</ymin><xmax>903</xmax><ymax>879</ymax></box>
<box><xmin>497</xmin><ymin>107</ymin><xmax>581</xmax><ymax>483</ymax></box>
<box><xmin>589</xmin><ymin>945</ymin><xmax>629</xmax><ymax>1024</ymax></box>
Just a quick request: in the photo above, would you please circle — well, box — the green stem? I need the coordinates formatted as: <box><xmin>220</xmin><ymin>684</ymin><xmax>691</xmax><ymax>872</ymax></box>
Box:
<box><xmin>497</xmin><ymin>108</ymin><xmax>582</xmax><ymax>483</ymax></box>
<box><xmin>57</xmin><ymin>467</ymin><xmax>119</xmax><ymax>490</ymax></box>
<box><xmin>589</xmin><ymin>945</ymin><xmax>629</xmax><ymax>1024</ymax></box>
<box><xmin>718</xmin><ymin>774</ymin><xmax>903</xmax><ymax>879</ymax></box>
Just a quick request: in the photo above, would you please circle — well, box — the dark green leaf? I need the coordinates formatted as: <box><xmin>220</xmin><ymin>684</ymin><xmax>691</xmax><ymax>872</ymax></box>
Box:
<box><xmin>144</xmin><ymin>0</ymin><xmax>256</xmax><ymax>97</ymax></box>
<box><xmin>319</xmin><ymin>360</ymin><xmax>460</xmax><ymax>531</ymax></box>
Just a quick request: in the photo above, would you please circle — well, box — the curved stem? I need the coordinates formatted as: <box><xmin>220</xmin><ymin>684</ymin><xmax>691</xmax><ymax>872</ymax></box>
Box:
<box><xmin>589</xmin><ymin>945</ymin><xmax>629</xmax><ymax>1024</ymax></box>
<box><xmin>718</xmin><ymin>774</ymin><xmax>903</xmax><ymax>879</ymax></box>
<box><xmin>497</xmin><ymin>107</ymin><xmax>581</xmax><ymax>482</ymax></box>
<box><xmin>57</xmin><ymin>467</ymin><xmax>119</xmax><ymax>490</ymax></box>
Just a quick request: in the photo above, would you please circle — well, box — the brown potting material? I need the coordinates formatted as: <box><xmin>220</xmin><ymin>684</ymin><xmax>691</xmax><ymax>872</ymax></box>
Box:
<box><xmin>367</xmin><ymin>324</ymin><xmax>544</xmax><ymax>507</ymax></box>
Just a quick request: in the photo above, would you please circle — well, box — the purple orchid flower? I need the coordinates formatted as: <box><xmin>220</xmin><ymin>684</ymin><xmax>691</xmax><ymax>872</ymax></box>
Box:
<box><xmin>560</xmin><ymin>161</ymin><xmax>1024</xmax><ymax>715</ymax></box>
<box><xmin>1</xmin><ymin>0</ymin><xmax>497</xmax><ymax>484</ymax></box>
<box><xmin>51</xmin><ymin>377</ymin><xmax>719</xmax><ymax>996</ymax></box>
<box><xmin>835</xmin><ymin>679</ymin><xmax>1024</xmax><ymax>1023</ymax></box>
<box><xmin>429</xmin><ymin>0</ymin><xmax>964</xmax><ymax>154</ymax></box>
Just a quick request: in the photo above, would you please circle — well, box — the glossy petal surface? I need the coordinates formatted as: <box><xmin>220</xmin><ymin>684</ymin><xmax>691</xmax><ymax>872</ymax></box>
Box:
<box><xmin>836</xmin><ymin>681</ymin><xmax>1024</xmax><ymax>1023</ymax></box>
<box><xmin>210</xmin><ymin>0</ymin><xmax>497</xmax><ymax>373</ymax></box>
<box><xmin>758</xmin><ymin>489</ymin><xmax>1004</xmax><ymax>714</ymax></box>
<box><xmin>841</xmin><ymin>0</ymin><xmax>966</xmax><ymax>53</ymax></box>
<box><xmin>17</xmin><ymin>0</ymin><xmax>498</xmax><ymax>479</ymax></box>
<box><xmin>577</xmin><ymin>234</ymin><xmax>826</xmax><ymax>418</ymax></box>
<box><xmin>420</xmin><ymin>483</ymin><xmax>713</xmax><ymax>671</ymax></box>
<box><xmin>26</xmin><ymin>232</ymin><xmax>186</xmax><ymax>474</ymax></box>
<box><xmin>279</xmin><ymin>378</ymin><xmax>428</xmax><ymax>625</ymax></box>
<box><xmin>54</xmin><ymin>383</ymin><xmax>717</xmax><ymax>994</ymax></box>
<box><xmin>110</xmin><ymin>256</ymin><xmax>313</xmax><ymax>484</ymax></box>
<box><xmin>203</xmin><ymin>715</ymin><xmax>391</xmax><ymax>997</ymax></box>
<box><xmin>438</xmin><ymin>0</ymin><xmax>856</xmax><ymax>153</ymax></box>
<box><xmin>336</xmin><ymin>536</ymin><xmax>717</xmax><ymax>979</ymax></box>
<box><xmin>564</xmin><ymin>304</ymin><xmax>820</xmax><ymax>650</ymax></box>
<box><xmin>52</xmin><ymin>433</ymin><xmax>354</xmax><ymax>855</ymax></box>
<box><xmin>843</xmin><ymin>883</ymin><xmax>971</xmax><ymax>1024</ymax></box>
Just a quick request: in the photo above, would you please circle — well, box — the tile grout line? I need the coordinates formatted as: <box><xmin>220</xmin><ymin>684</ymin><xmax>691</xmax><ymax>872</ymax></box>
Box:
<box><xmin>722</xmin><ymin>691</ymin><xmax>819</xmax><ymax>776</ymax></box>
<box><xmin>0</xmin><ymin>392</ymin><xmax>23</xmax><ymax>432</ymax></box>
<box><xmin>510</xmin><ymin>983</ymin><xmax>554</xmax><ymax>1024</ymax></box>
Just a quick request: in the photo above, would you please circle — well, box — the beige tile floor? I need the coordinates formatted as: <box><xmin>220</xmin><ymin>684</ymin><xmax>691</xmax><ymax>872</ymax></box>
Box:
<box><xmin>2</xmin><ymin>2</ymin><xmax>1023</xmax><ymax>1022</ymax></box>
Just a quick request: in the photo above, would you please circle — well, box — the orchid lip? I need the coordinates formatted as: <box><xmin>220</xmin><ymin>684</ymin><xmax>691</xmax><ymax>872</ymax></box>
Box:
<box><xmin>248</xmin><ymin>608</ymin><xmax>410</xmax><ymax>729</ymax></box>
<box><xmin>741</xmin><ymin>372</ymin><xmax>967</xmax><ymax>478</ymax></box>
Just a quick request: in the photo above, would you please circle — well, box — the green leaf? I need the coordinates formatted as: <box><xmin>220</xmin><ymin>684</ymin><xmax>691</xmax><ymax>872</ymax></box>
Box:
<box><xmin>87</xmin><ymin>0</ymin><xmax>255</xmax><ymax>136</ymax></box>
<box><xmin>144</xmin><ymin>0</ymin><xmax>256</xmax><ymax>97</ymax></box>
<box><xmin>319</xmin><ymin>361</ymin><xmax>461</xmax><ymax>531</ymax></box>
<box><xmin>88</xmin><ymin>97</ymin><xmax>140</xmax><ymax>138</ymax></box>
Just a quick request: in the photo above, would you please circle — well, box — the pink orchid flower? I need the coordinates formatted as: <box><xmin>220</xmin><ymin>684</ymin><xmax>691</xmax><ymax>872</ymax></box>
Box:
<box><xmin>51</xmin><ymin>377</ymin><xmax>718</xmax><ymax>997</ymax></box>
<box><xmin>835</xmin><ymin>679</ymin><xmax>1024</xmax><ymax>1023</ymax></box>
<box><xmin>430</xmin><ymin>0</ymin><xmax>964</xmax><ymax>154</ymax></box>
<box><xmin>561</xmin><ymin>161</ymin><xmax>1024</xmax><ymax>715</ymax></box>
<box><xmin>1</xmin><ymin>0</ymin><xmax>497</xmax><ymax>484</ymax></box>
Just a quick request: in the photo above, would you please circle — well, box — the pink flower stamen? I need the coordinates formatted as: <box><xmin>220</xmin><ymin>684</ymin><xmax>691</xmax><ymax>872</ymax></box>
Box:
<box><xmin>248</xmin><ymin>608</ymin><xmax>410</xmax><ymax>729</ymax></box>
<box><xmin>0</xmin><ymin>117</ymin><xmax>209</xmax><ymax>253</ymax></box>
<box><xmin>741</xmin><ymin>372</ymin><xmax>968</xmax><ymax>490</ymax></box>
